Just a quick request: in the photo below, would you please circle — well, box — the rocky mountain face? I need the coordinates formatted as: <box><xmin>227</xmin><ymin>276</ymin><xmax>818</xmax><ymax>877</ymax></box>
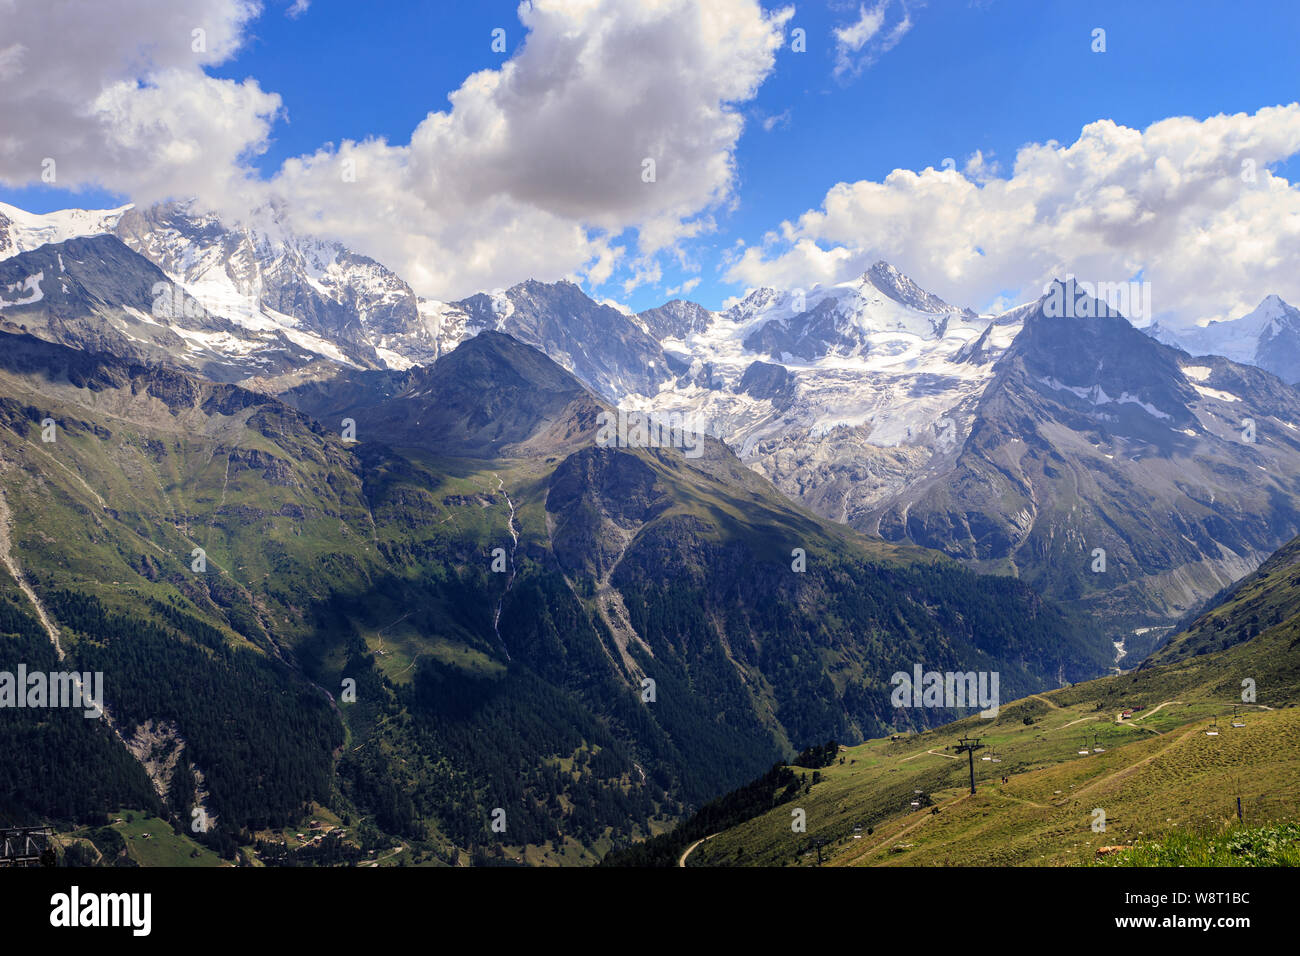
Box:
<box><xmin>572</xmin><ymin>275</ymin><xmax>1300</xmax><ymax>649</ymax></box>
<box><xmin>0</xmin><ymin>234</ymin><xmax>337</xmax><ymax>380</ymax></box>
<box><xmin>738</xmin><ymin>262</ymin><xmax>979</xmax><ymax>363</ymax></box>
<box><xmin>1152</xmin><ymin>532</ymin><xmax>1300</xmax><ymax>666</ymax></box>
<box><xmin>306</xmin><ymin>330</ymin><xmax>608</xmax><ymax>459</ymax></box>
<box><xmin>10</xmin><ymin>199</ymin><xmax>678</xmax><ymax>400</ymax></box>
<box><xmin>866</xmin><ymin>282</ymin><xmax>1300</xmax><ymax>649</ymax></box>
<box><xmin>433</xmin><ymin>279</ymin><xmax>676</xmax><ymax>401</ymax></box>
<box><xmin>112</xmin><ymin>201</ymin><xmax>438</xmax><ymax>370</ymax></box>
<box><xmin>1148</xmin><ymin>294</ymin><xmax>1300</xmax><ymax>386</ymax></box>
<box><xmin>636</xmin><ymin>299</ymin><xmax>715</xmax><ymax>341</ymax></box>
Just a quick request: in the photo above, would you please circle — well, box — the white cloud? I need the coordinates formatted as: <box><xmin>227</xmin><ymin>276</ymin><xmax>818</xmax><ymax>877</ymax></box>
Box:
<box><xmin>0</xmin><ymin>0</ymin><xmax>792</xmax><ymax>302</ymax></box>
<box><xmin>276</xmin><ymin>0</ymin><xmax>792</xmax><ymax>299</ymax></box>
<box><xmin>833</xmin><ymin>1</ymin><xmax>913</xmax><ymax>79</ymax></box>
<box><xmin>835</xmin><ymin>4</ymin><xmax>887</xmax><ymax>53</ymax></box>
<box><xmin>761</xmin><ymin>108</ymin><xmax>792</xmax><ymax>132</ymax></box>
<box><xmin>726</xmin><ymin>106</ymin><xmax>1300</xmax><ymax>327</ymax></box>
<box><xmin>600</xmin><ymin>297</ymin><xmax>635</xmax><ymax>316</ymax></box>
<box><xmin>0</xmin><ymin>0</ymin><xmax>278</xmax><ymax>203</ymax></box>
<box><xmin>664</xmin><ymin>276</ymin><xmax>701</xmax><ymax>297</ymax></box>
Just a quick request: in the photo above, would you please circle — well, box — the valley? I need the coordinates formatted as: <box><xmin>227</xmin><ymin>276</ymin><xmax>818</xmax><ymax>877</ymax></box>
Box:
<box><xmin>607</xmin><ymin>531</ymin><xmax>1300</xmax><ymax>867</ymax></box>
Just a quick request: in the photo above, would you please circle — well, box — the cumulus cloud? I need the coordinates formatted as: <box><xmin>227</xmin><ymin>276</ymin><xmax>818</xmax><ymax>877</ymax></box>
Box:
<box><xmin>0</xmin><ymin>0</ymin><xmax>792</xmax><ymax>302</ymax></box>
<box><xmin>833</xmin><ymin>1</ymin><xmax>913</xmax><ymax>79</ymax></box>
<box><xmin>725</xmin><ymin>106</ymin><xmax>1300</xmax><ymax>326</ymax></box>
<box><xmin>0</xmin><ymin>0</ymin><xmax>279</xmax><ymax>204</ymax></box>
<box><xmin>272</xmin><ymin>0</ymin><xmax>791</xmax><ymax>299</ymax></box>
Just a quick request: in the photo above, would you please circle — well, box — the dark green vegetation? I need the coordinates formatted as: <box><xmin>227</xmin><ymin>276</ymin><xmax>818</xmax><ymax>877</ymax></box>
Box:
<box><xmin>0</xmin><ymin>328</ymin><xmax>1112</xmax><ymax>863</ymax></box>
<box><xmin>0</xmin><ymin>585</ymin><xmax>160</xmax><ymax>823</ymax></box>
<box><xmin>56</xmin><ymin>811</ymin><xmax>224</xmax><ymax>867</ymax></box>
<box><xmin>638</xmin><ymin>530</ymin><xmax>1300</xmax><ymax>867</ymax></box>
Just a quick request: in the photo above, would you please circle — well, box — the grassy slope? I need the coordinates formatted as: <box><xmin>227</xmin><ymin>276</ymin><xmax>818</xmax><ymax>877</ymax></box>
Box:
<box><xmin>55</xmin><ymin>811</ymin><xmax>226</xmax><ymax>867</ymax></box>
<box><xmin>1093</xmin><ymin>821</ymin><xmax>1300</xmax><ymax>867</ymax></box>
<box><xmin>686</xmin><ymin>607</ymin><xmax>1300</xmax><ymax>867</ymax></box>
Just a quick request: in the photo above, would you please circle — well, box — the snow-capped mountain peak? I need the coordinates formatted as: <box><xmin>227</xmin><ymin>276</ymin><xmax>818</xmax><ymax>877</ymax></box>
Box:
<box><xmin>1147</xmin><ymin>294</ymin><xmax>1300</xmax><ymax>384</ymax></box>
<box><xmin>1250</xmin><ymin>294</ymin><xmax>1296</xmax><ymax>333</ymax></box>
<box><xmin>110</xmin><ymin>200</ymin><xmax>434</xmax><ymax>371</ymax></box>
<box><xmin>0</xmin><ymin>200</ymin><xmax>134</xmax><ymax>261</ymax></box>
<box><xmin>864</xmin><ymin>260</ymin><xmax>958</xmax><ymax>314</ymax></box>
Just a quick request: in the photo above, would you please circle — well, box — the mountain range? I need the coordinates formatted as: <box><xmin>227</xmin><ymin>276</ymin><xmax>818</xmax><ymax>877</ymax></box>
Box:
<box><xmin>10</xmin><ymin>198</ymin><xmax>1299</xmax><ymax>647</ymax></box>
<box><xmin>3</xmin><ymin>196</ymin><xmax>1300</xmax><ymax>863</ymax></box>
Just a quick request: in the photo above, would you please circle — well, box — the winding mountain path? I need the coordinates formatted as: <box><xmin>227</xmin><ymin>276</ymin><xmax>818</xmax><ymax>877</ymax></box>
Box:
<box><xmin>679</xmin><ymin>833</ymin><xmax>716</xmax><ymax>867</ymax></box>
<box><xmin>837</xmin><ymin>792</ymin><xmax>974</xmax><ymax>865</ymax></box>
<box><xmin>1131</xmin><ymin>700</ymin><xmax>1182</xmax><ymax>721</ymax></box>
<box><xmin>1062</xmin><ymin>723</ymin><xmax>1203</xmax><ymax>804</ymax></box>
<box><xmin>901</xmin><ymin>748</ymin><xmax>960</xmax><ymax>762</ymax></box>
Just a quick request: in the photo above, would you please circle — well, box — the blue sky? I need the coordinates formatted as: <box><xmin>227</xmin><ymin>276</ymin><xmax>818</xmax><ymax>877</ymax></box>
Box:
<box><xmin>5</xmin><ymin>0</ymin><xmax>1300</xmax><ymax>319</ymax></box>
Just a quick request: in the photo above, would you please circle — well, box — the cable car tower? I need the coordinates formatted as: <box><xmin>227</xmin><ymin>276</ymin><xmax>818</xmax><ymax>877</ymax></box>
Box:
<box><xmin>955</xmin><ymin>736</ymin><xmax>984</xmax><ymax>795</ymax></box>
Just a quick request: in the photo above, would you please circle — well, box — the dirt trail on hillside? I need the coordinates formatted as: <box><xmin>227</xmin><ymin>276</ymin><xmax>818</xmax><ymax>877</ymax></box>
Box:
<box><xmin>1058</xmin><ymin>715</ymin><xmax>1103</xmax><ymax>730</ymax></box>
<box><xmin>835</xmin><ymin>793</ymin><xmax>973</xmax><ymax>866</ymax></box>
<box><xmin>838</xmin><ymin>715</ymin><xmax>1208</xmax><ymax>866</ymax></box>
<box><xmin>1064</xmin><ymin>723</ymin><xmax>1202</xmax><ymax>803</ymax></box>
<box><xmin>1132</xmin><ymin>700</ymin><xmax>1183</xmax><ymax>721</ymax></box>
<box><xmin>998</xmin><ymin>791</ymin><xmax>1049</xmax><ymax>810</ymax></box>
<box><xmin>900</xmin><ymin>748</ymin><xmax>960</xmax><ymax>762</ymax></box>
<box><xmin>678</xmin><ymin>833</ymin><xmax>716</xmax><ymax>867</ymax></box>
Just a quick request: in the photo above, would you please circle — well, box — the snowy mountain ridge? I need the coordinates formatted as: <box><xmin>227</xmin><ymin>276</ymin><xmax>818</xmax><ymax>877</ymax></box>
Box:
<box><xmin>1148</xmin><ymin>294</ymin><xmax>1300</xmax><ymax>384</ymax></box>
